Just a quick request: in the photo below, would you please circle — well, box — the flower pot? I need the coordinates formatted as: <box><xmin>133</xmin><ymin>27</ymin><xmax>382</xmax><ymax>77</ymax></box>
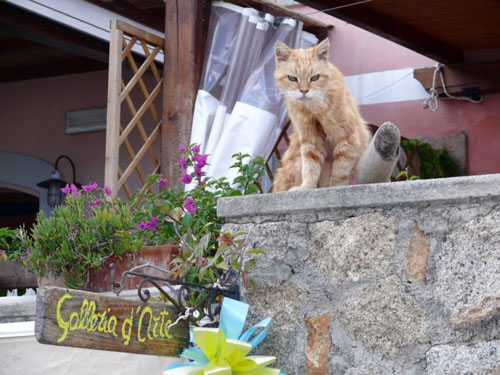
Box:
<box><xmin>37</xmin><ymin>269</ymin><xmax>66</xmax><ymax>288</ymax></box>
<box><xmin>86</xmin><ymin>243</ymin><xmax>179</xmax><ymax>293</ymax></box>
<box><xmin>0</xmin><ymin>260</ymin><xmax>38</xmax><ymax>289</ymax></box>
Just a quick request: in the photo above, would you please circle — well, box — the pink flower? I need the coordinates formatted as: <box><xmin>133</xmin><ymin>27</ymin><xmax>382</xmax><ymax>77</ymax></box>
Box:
<box><xmin>103</xmin><ymin>186</ymin><xmax>112</xmax><ymax>197</ymax></box>
<box><xmin>192</xmin><ymin>144</ymin><xmax>201</xmax><ymax>155</ymax></box>
<box><xmin>138</xmin><ymin>214</ymin><xmax>158</xmax><ymax>231</ymax></box>
<box><xmin>82</xmin><ymin>182</ymin><xmax>98</xmax><ymax>193</ymax></box>
<box><xmin>0</xmin><ymin>249</ymin><xmax>6</xmax><ymax>255</ymax></box>
<box><xmin>147</xmin><ymin>215</ymin><xmax>158</xmax><ymax>230</ymax></box>
<box><xmin>183</xmin><ymin>197</ymin><xmax>196</xmax><ymax>214</ymax></box>
<box><xmin>181</xmin><ymin>173</ymin><xmax>192</xmax><ymax>184</ymax></box>
<box><xmin>178</xmin><ymin>143</ymin><xmax>186</xmax><ymax>152</ymax></box>
<box><xmin>193</xmin><ymin>154</ymin><xmax>209</xmax><ymax>169</ymax></box>
<box><xmin>61</xmin><ymin>183</ymin><xmax>71</xmax><ymax>194</ymax></box>
<box><xmin>70</xmin><ymin>184</ymin><xmax>81</xmax><ymax>196</ymax></box>
<box><xmin>157</xmin><ymin>176</ymin><xmax>168</xmax><ymax>186</ymax></box>
<box><xmin>179</xmin><ymin>156</ymin><xmax>187</xmax><ymax>170</ymax></box>
<box><xmin>194</xmin><ymin>165</ymin><xmax>205</xmax><ymax>179</ymax></box>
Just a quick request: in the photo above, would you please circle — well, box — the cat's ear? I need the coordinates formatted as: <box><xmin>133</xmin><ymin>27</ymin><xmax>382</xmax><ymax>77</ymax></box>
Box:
<box><xmin>275</xmin><ymin>41</ymin><xmax>291</xmax><ymax>63</ymax></box>
<box><xmin>315</xmin><ymin>38</ymin><xmax>330</xmax><ymax>61</ymax></box>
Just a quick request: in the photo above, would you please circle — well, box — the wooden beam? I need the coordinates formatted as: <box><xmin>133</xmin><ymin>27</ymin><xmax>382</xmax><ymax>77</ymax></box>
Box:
<box><xmin>104</xmin><ymin>21</ymin><xmax>123</xmax><ymax>197</ymax></box>
<box><xmin>297</xmin><ymin>0</ymin><xmax>464</xmax><ymax>64</ymax></box>
<box><xmin>0</xmin><ymin>261</ymin><xmax>37</xmax><ymax>289</ymax></box>
<box><xmin>163</xmin><ymin>0</ymin><xmax>209</xmax><ymax>187</ymax></box>
<box><xmin>35</xmin><ymin>287</ymin><xmax>189</xmax><ymax>356</ymax></box>
<box><xmin>0</xmin><ymin>2</ymin><xmax>109</xmax><ymax>63</ymax></box>
<box><xmin>414</xmin><ymin>61</ymin><xmax>500</xmax><ymax>97</ymax></box>
<box><xmin>225</xmin><ymin>0</ymin><xmax>332</xmax><ymax>36</ymax></box>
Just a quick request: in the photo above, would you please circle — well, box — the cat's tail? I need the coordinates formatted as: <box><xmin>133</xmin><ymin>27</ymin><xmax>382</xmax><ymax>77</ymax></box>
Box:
<box><xmin>357</xmin><ymin>121</ymin><xmax>401</xmax><ymax>184</ymax></box>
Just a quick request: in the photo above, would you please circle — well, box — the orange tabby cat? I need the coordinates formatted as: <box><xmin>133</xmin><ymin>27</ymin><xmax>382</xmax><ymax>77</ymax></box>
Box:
<box><xmin>272</xmin><ymin>38</ymin><xmax>372</xmax><ymax>192</ymax></box>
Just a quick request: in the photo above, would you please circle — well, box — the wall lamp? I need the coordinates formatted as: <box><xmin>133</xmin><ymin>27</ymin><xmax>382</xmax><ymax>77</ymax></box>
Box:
<box><xmin>37</xmin><ymin>155</ymin><xmax>80</xmax><ymax>208</ymax></box>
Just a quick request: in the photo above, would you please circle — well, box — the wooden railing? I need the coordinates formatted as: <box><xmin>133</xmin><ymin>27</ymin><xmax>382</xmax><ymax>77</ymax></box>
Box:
<box><xmin>105</xmin><ymin>20</ymin><xmax>164</xmax><ymax>198</ymax></box>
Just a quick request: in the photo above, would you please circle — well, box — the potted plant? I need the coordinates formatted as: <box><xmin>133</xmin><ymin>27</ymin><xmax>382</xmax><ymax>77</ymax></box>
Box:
<box><xmin>16</xmin><ymin>143</ymin><xmax>265</xmax><ymax>298</ymax></box>
<box><xmin>16</xmin><ymin>183</ymin><xmax>143</xmax><ymax>289</ymax></box>
<box><xmin>0</xmin><ymin>227</ymin><xmax>37</xmax><ymax>296</ymax></box>
<box><xmin>114</xmin><ymin>144</ymin><xmax>266</xmax><ymax>320</ymax></box>
<box><xmin>130</xmin><ymin>144</ymin><xmax>265</xmax><ymax>290</ymax></box>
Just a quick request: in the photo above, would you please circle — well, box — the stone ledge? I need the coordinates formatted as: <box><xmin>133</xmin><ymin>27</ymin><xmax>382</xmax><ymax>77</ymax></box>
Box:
<box><xmin>218</xmin><ymin>174</ymin><xmax>500</xmax><ymax>219</ymax></box>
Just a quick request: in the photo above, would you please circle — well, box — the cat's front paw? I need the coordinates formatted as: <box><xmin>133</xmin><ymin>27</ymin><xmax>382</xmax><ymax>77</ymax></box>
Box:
<box><xmin>289</xmin><ymin>185</ymin><xmax>312</xmax><ymax>192</ymax></box>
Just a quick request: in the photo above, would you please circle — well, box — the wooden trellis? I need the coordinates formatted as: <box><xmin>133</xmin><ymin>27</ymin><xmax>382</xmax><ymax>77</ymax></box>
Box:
<box><xmin>105</xmin><ymin>20</ymin><xmax>164</xmax><ymax>199</ymax></box>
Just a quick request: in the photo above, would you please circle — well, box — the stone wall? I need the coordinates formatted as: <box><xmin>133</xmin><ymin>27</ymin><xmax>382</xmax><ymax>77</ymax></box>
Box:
<box><xmin>218</xmin><ymin>175</ymin><xmax>500</xmax><ymax>375</ymax></box>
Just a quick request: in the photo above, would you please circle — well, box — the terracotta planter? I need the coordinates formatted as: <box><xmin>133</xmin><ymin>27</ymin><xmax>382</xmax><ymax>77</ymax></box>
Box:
<box><xmin>0</xmin><ymin>260</ymin><xmax>38</xmax><ymax>289</ymax></box>
<box><xmin>36</xmin><ymin>244</ymin><xmax>179</xmax><ymax>292</ymax></box>
<box><xmin>37</xmin><ymin>269</ymin><xmax>66</xmax><ymax>288</ymax></box>
<box><xmin>86</xmin><ymin>243</ymin><xmax>179</xmax><ymax>292</ymax></box>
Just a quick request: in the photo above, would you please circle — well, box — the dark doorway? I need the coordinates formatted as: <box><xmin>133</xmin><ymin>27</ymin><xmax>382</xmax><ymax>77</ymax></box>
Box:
<box><xmin>0</xmin><ymin>187</ymin><xmax>39</xmax><ymax>230</ymax></box>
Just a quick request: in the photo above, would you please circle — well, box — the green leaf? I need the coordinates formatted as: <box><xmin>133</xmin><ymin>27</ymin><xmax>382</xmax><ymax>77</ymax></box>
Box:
<box><xmin>246</xmin><ymin>184</ymin><xmax>259</xmax><ymax>194</ymax></box>
<box><xmin>181</xmin><ymin>213</ymin><xmax>193</xmax><ymax>227</ymax></box>
<box><xmin>246</xmin><ymin>248</ymin><xmax>265</xmax><ymax>255</ymax></box>
<box><xmin>244</xmin><ymin>258</ymin><xmax>257</xmax><ymax>271</ymax></box>
<box><xmin>231</xmin><ymin>260</ymin><xmax>242</xmax><ymax>272</ymax></box>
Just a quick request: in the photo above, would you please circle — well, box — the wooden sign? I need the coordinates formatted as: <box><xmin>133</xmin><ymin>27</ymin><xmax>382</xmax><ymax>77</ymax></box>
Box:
<box><xmin>35</xmin><ymin>287</ymin><xmax>189</xmax><ymax>357</ymax></box>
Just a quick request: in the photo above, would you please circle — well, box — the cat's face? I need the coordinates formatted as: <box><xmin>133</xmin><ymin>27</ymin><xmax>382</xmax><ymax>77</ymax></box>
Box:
<box><xmin>274</xmin><ymin>39</ymin><xmax>332</xmax><ymax>103</ymax></box>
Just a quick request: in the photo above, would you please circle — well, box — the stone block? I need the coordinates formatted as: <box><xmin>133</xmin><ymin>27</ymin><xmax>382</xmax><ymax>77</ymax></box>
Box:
<box><xmin>434</xmin><ymin>210</ymin><xmax>500</xmax><ymax>324</ymax></box>
<box><xmin>245</xmin><ymin>282</ymin><xmax>306</xmax><ymax>374</ymax></box>
<box><xmin>404</xmin><ymin>221</ymin><xmax>430</xmax><ymax>284</ymax></box>
<box><xmin>426</xmin><ymin>340</ymin><xmax>500</xmax><ymax>375</ymax></box>
<box><xmin>338</xmin><ymin>275</ymin><xmax>430</xmax><ymax>357</ymax></box>
<box><xmin>308</xmin><ymin>213</ymin><xmax>396</xmax><ymax>283</ymax></box>
<box><xmin>305</xmin><ymin>313</ymin><xmax>331</xmax><ymax>375</ymax></box>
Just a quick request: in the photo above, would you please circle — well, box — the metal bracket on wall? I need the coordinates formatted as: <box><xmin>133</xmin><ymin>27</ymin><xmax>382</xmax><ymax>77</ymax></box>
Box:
<box><xmin>110</xmin><ymin>262</ymin><xmax>239</xmax><ymax>327</ymax></box>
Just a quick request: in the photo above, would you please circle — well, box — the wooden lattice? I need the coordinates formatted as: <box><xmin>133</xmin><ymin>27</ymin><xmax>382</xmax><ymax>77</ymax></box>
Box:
<box><xmin>105</xmin><ymin>20</ymin><xmax>164</xmax><ymax>199</ymax></box>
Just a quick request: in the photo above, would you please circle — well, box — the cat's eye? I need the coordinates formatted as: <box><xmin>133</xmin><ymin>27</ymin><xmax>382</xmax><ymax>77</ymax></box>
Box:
<box><xmin>287</xmin><ymin>75</ymin><xmax>298</xmax><ymax>82</ymax></box>
<box><xmin>310</xmin><ymin>74</ymin><xmax>320</xmax><ymax>82</ymax></box>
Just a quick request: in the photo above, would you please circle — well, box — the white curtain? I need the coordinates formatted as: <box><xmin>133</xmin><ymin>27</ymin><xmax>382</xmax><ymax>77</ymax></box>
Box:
<box><xmin>189</xmin><ymin>1</ymin><xmax>318</xmax><ymax>189</ymax></box>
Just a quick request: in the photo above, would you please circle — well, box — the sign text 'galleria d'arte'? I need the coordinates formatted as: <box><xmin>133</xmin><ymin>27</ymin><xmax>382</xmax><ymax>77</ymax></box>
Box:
<box><xmin>35</xmin><ymin>287</ymin><xmax>189</xmax><ymax>357</ymax></box>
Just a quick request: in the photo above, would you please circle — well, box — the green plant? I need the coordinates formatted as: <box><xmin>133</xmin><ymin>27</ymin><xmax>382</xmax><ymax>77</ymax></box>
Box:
<box><xmin>132</xmin><ymin>144</ymin><xmax>265</xmax><ymax>289</ymax></box>
<box><xmin>395</xmin><ymin>167</ymin><xmax>420</xmax><ymax>181</ymax></box>
<box><xmin>20</xmin><ymin>183</ymin><xmax>142</xmax><ymax>289</ymax></box>
<box><xmin>401</xmin><ymin>139</ymin><xmax>461</xmax><ymax>179</ymax></box>
<box><xmin>0</xmin><ymin>227</ymin><xmax>24</xmax><ymax>261</ymax></box>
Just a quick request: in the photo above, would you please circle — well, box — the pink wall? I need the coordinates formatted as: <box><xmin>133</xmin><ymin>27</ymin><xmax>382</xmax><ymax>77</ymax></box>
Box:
<box><xmin>0</xmin><ymin>71</ymin><xmax>108</xmax><ymax>186</ymax></box>
<box><xmin>293</xmin><ymin>5</ymin><xmax>500</xmax><ymax>175</ymax></box>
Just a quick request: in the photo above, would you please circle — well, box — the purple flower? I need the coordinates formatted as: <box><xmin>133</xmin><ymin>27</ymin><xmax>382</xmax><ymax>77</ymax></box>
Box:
<box><xmin>147</xmin><ymin>214</ymin><xmax>158</xmax><ymax>230</ymax></box>
<box><xmin>193</xmin><ymin>154</ymin><xmax>209</xmax><ymax>169</ymax></box>
<box><xmin>26</xmin><ymin>248</ymin><xmax>32</xmax><ymax>256</ymax></box>
<box><xmin>192</xmin><ymin>144</ymin><xmax>201</xmax><ymax>155</ymax></box>
<box><xmin>82</xmin><ymin>182</ymin><xmax>98</xmax><ymax>193</ymax></box>
<box><xmin>178</xmin><ymin>143</ymin><xmax>186</xmax><ymax>152</ymax></box>
<box><xmin>157</xmin><ymin>176</ymin><xmax>168</xmax><ymax>186</ymax></box>
<box><xmin>138</xmin><ymin>214</ymin><xmax>158</xmax><ymax>231</ymax></box>
<box><xmin>181</xmin><ymin>172</ymin><xmax>192</xmax><ymax>184</ymax></box>
<box><xmin>179</xmin><ymin>156</ymin><xmax>187</xmax><ymax>170</ymax></box>
<box><xmin>0</xmin><ymin>249</ymin><xmax>6</xmax><ymax>255</ymax></box>
<box><xmin>92</xmin><ymin>199</ymin><xmax>101</xmax><ymax>207</ymax></box>
<box><xmin>103</xmin><ymin>185</ymin><xmax>112</xmax><ymax>197</ymax></box>
<box><xmin>70</xmin><ymin>183</ymin><xmax>81</xmax><ymax>196</ymax></box>
<box><xmin>194</xmin><ymin>165</ymin><xmax>205</xmax><ymax>179</ymax></box>
<box><xmin>183</xmin><ymin>197</ymin><xmax>196</xmax><ymax>214</ymax></box>
<box><xmin>61</xmin><ymin>183</ymin><xmax>72</xmax><ymax>194</ymax></box>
